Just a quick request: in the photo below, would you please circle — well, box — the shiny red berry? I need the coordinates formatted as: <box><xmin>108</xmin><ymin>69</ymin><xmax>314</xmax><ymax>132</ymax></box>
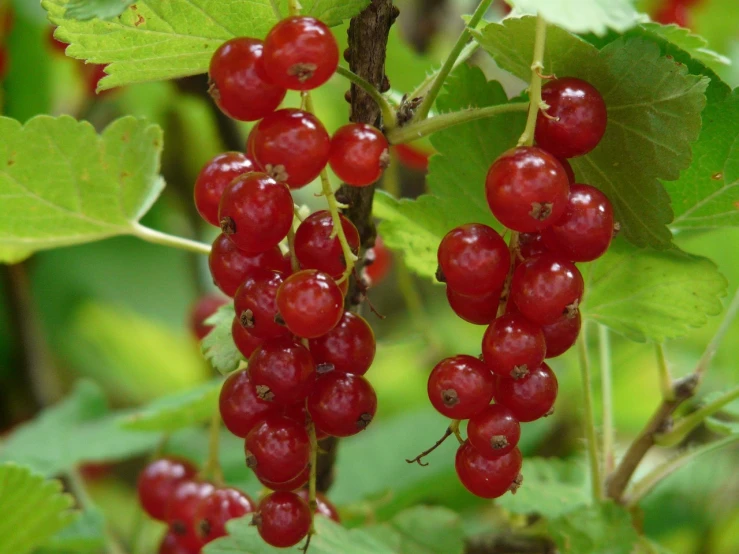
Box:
<box><xmin>296</xmin><ymin>489</ymin><xmax>341</xmax><ymax>522</ymax></box>
<box><xmin>189</xmin><ymin>295</ymin><xmax>227</xmax><ymax>340</ymax></box>
<box><xmin>363</xmin><ymin>236</ymin><xmax>392</xmax><ymax>286</ymax></box>
<box><xmin>245</xmin><ymin>414</ymin><xmax>310</xmax><ymax>484</ymax></box>
<box><xmin>276</xmin><ymin>270</ymin><xmax>344</xmax><ymax>339</ymax></box>
<box><xmin>437</xmin><ymin>223</ymin><xmax>510</xmax><ymax>297</ymax></box>
<box><xmin>446</xmin><ymin>287</ymin><xmax>500</xmax><ymax>326</ymax></box>
<box><xmin>294</xmin><ymin>211</ymin><xmax>360</xmax><ymax>279</ymax></box>
<box><xmin>248</xmin><ymin>337</ymin><xmax>316</xmax><ymax>405</ymax></box>
<box><xmin>307</xmin><ymin>372</ymin><xmax>377</xmax><ymax>437</ymax></box>
<box><xmin>138</xmin><ymin>457</ymin><xmax>198</xmax><ymax>521</ymax></box>
<box><xmin>309</xmin><ymin>311</ymin><xmax>375</xmax><ymax>375</ymax></box>
<box><xmin>219</xmin><ymin>368</ymin><xmax>276</xmax><ymax>438</ymax></box>
<box><xmin>194</xmin><ymin>152</ymin><xmax>256</xmax><ymax>227</ymax></box>
<box><xmin>535</xmin><ymin>77</ymin><xmax>607</xmax><ymax>158</ymax></box>
<box><xmin>166</xmin><ymin>481</ymin><xmax>215</xmax><ymax>550</ymax></box>
<box><xmin>234</xmin><ymin>270</ymin><xmax>291</xmax><ymax>340</ymax></box>
<box><xmin>253</xmin><ymin>491</ymin><xmax>311</xmax><ymax>548</ymax></box>
<box><xmin>486</xmin><ymin>146</ymin><xmax>570</xmax><ymax>232</ymax></box>
<box><xmin>231</xmin><ymin>318</ymin><xmax>264</xmax><ymax>360</ymax></box>
<box><xmin>482</xmin><ymin>313</ymin><xmax>546</xmax><ymax>379</ymax></box>
<box><xmin>256</xmin><ymin>465</ymin><xmax>310</xmax><ymax>492</ymax></box>
<box><xmin>542</xmin><ymin>311</ymin><xmax>581</xmax><ymax>358</ymax></box>
<box><xmin>209</xmin><ymin>37</ymin><xmax>287</xmax><ymax>121</ymax></box>
<box><xmin>329</xmin><ymin>123</ymin><xmax>389</xmax><ymax>186</ymax></box>
<box><xmin>262</xmin><ymin>16</ymin><xmax>339</xmax><ymax>91</ymax></box>
<box><xmin>468</xmin><ymin>404</ymin><xmax>521</xmax><ymax>458</ymax></box>
<box><xmin>455</xmin><ymin>441</ymin><xmax>522</xmax><ymax>498</ymax></box>
<box><xmin>251</xmin><ymin>109</ymin><xmax>331</xmax><ymax>188</ymax></box>
<box><xmin>427</xmin><ymin>355</ymin><xmax>495</xmax><ymax>419</ymax></box>
<box><xmin>195</xmin><ymin>487</ymin><xmax>255</xmax><ymax>542</ymax></box>
<box><xmin>158</xmin><ymin>532</ymin><xmax>193</xmax><ymax>554</ymax></box>
<box><xmin>494</xmin><ymin>362</ymin><xmax>558</xmax><ymax>422</ymax></box>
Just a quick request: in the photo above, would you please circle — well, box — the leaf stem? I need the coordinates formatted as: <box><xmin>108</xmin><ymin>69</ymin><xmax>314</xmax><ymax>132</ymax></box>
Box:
<box><xmin>599</xmin><ymin>325</ymin><xmax>615</xmax><ymax>474</ymax></box>
<box><xmin>655</xmin><ymin>343</ymin><xmax>675</xmax><ymax>401</ymax></box>
<box><xmin>133</xmin><ymin>224</ymin><xmax>211</xmax><ymax>256</ymax></box>
<box><xmin>518</xmin><ymin>15</ymin><xmax>547</xmax><ymax>147</ymax></box>
<box><xmin>335</xmin><ymin>66</ymin><xmax>397</xmax><ymax>130</ymax></box>
<box><xmin>413</xmin><ymin>0</ymin><xmax>495</xmax><ymax>122</ymax></box>
<box><xmin>199</xmin><ymin>407</ymin><xmax>224</xmax><ymax>485</ymax></box>
<box><xmin>577</xmin><ymin>326</ymin><xmax>603</xmax><ymax>502</ymax></box>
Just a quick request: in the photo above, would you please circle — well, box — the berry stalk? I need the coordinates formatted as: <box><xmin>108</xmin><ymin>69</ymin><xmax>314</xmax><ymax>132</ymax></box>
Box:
<box><xmin>133</xmin><ymin>224</ymin><xmax>212</xmax><ymax>255</ymax></box>
<box><xmin>599</xmin><ymin>325</ymin><xmax>615</xmax><ymax>474</ymax></box>
<box><xmin>577</xmin><ymin>327</ymin><xmax>604</xmax><ymax>502</ymax></box>
<box><xmin>517</xmin><ymin>14</ymin><xmax>548</xmax><ymax>148</ymax></box>
<box><xmin>335</xmin><ymin>66</ymin><xmax>397</xmax><ymax>130</ymax></box>
<box><xmin>199</xmin><ymin>406</ymin><xmax>225</xmax><ymax>485</ymax></box>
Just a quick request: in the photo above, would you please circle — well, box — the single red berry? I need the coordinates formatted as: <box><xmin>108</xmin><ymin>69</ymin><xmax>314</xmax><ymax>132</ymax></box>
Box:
<box><xmin>251</xmin><ymin>109</ymin><xmax>331</xmax><ymax>188</ymax></box>
<box><xmin>437</xmin><ymin>223</ymin><xmax>510</xmax><ymax>297</ymax></box>
<box><xmin>446</xmin><ymin>287</ymin><xmax>500</xmax><ymax>326</ymax></box>
<box><xmin>494</xmin><ymin>362</ymin><xmax>558</xmax><ymax>422</ymax></box>
<box><xmin>296</xmin><ymin>489</ymin><xmax>341</xmax><ymax>522</ymax></box>
<box><xmin>248</xmin><ymin>337</ymin><xmax>316</xmax><ymax>405</ymax></box>
<box><xmin>231</xmin><ymin>318</ymin><xmax>264</xmax><ymax>360</ymax></box>
<box><xmin>541</xmin><ymin>184</ymin><xmax>615</xmax><ymax>262</ymax></box>
<box><xmin>510</xmin><ymin>253</ymin><xmax>584</xmax><ymax>325</ymax></box>
<box><xmin>166</xmin><ymin>481</ymin><xmax>215</xmax><ymax>550</ymax></box>
<box><xmin>294</xmin><ymin>211</ymin><xmax>360</xmax><ymax>279</ymax></box>
<box><xmin>194</xmin><ymin>152</ymin><xmax>256</xmax><ymax>227</ymax></box>
<box><xmin>307</xmin><ymin>372</ymin><xmax>377</xmax><ymax>437</ymax></box>
<box><xmin>309</xmin><ymin>311</ymin><xmax>375</xmax><ymax>375</ymax></box>
<box><xmin>392</xmin><ymin>143</ymin><xmax>429</xmax><ymax>171</ymax></box>
<box><xmin>535</xmin><ymin>77</ymin><xmax>608</xmax><ymax>158</ymax></box>
<box><xmin>195</xmin><ymin>487</ymin><xmax>255</xmax><ymax>542</ymax></box>
<box><xmin>209</xmin><ymin>37</ymin><xmax>287</xmax><ymax>121</ymax></box>
<box><xmin>262</xmin><ymin>16</ymin><xmax>339</xmax><ymax>91</ymax></box>
<box><xmin>158</xmin><ymin>532</ymin><xmax>193</xmax><ymax>554</ymax></box>
<box><xmin>209</xmin><ymin>234</ymin><xmax>289</xmax><ymax>297</ymax></box>
<box><xmin>219</xmin><ymin>368</ymin><xmax>276</xmax><ymax>438</ymax></box>
<box><xmin>138</xmin><ymin>458</ymin><xmax>198</xmax><ymax>521</ymax></box>
<box><xmin>253</xmin><ymin>492</ymin><xmax>311</xmax><ymax>548</ymax></box>
<box><xmin>189</xmin><ymin>294</ymin><xmax>227</xmax><ymax>340</ymax></box>
<box><xmin>467</xmin><ymin>404</ymin><xmax>521</xmax><ymax>458</ymax></box>
<box><xmin>276</xmin><ymin>270</ymin><xmax>344</xmax><ymax>339</ymax></box>
<box><xmin>654</xmin><ymin>1</ymin><xmax>690</xmax><ymax>26</ymax></box>
<box><xmin>256</xmin><ymin>464</ymin><xmax>310</xmax><ymax>492</ymax></box>
<box><xmin>218</xmin><ymin>172</ymin><xmax>293</xmax><ymax>254</ymax></box>
<box><xmin>485</xmin><ymin>146</ymin><xmax>570</xmax><ymax>232</ymax></box>
<box><xmin>542</xmin><ymin>311</ymin><xmax>581</xmax><ymax>358</ymax></box>
<box><xmin>427</xmin><ymin>355</ymin><xmax>495</xmax><ymax>419</ymax></box>
<box><xmin>363</xmin><ymin>236</ymin><xmax>392</xmax><ymax>286</ymax></box>
<box><xmin>455</xmin><ymin>441</ymin><xmax>522</xmax><ymax>498</ymax></box>
<box><xmin>234</xmin><ymin>270</ymin><xmax>291</xmax><ymax>340</ymax></box>
<box><xmin>517</xmin><ymin>232</ymin><xmax>548</xmax><ymax>261</ymax></box>
<box><xmin>245</xmin><ymin>414</ymin><xmax>310</xmax><ymax>483</ymax></box>
<box><xmin>329</xmin><ymin>123</ymin><xmax>389</xmax><ymax>186</ymax></box>
<box><xmin>482</xmin><ymin>313</ymin><xmax>546</xmax><ymax>379</ymax></box>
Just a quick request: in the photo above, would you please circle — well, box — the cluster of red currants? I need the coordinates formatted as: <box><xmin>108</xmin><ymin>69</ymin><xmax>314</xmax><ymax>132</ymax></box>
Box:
<box><xmin>137</xmin><ymin>456</ymin><xmax>339</xmax><ymax>553</ymax></box>
<box><xmin>430</xmin><ymin>77</ymin><xmax>614</xmax><ymax>498</ymax></box>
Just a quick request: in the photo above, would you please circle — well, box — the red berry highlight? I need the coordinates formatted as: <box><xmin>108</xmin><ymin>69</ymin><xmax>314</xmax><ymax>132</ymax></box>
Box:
<box><xmin>329</xmin><ymin>123</ymin><xmax>389</xmax><ymax>186</ymax></box>
<box><xmin>294</xmin><ymin>211</ymin><xmax>360</xmax><ymax>279</ymax></box>
<box><xmin>494</xmin><ymin>363</ymin><xmax>558</xmax><ymax>422</ymax></box>
<box><xmin>253</xmin><ymin>492</ymin><xmax>311</xmax><ymax>548</ymax></box>
<box><xmin>309</xmin><ymin>311</ymin><xmax>376</xmax><ymax>375</ymax></box>
<box><xmin>248</xmin><ymin>337</ymin><xmax>316</xmax><ymax>405</ymax></box>
<box><xmin>276</xmin><ymin>270</ymin><xmax>344</xmax><ymax>339</ymax></box>
<box><xmin>455</xmin><ymin>441</ymin><xmax>522</xmax><ymax>498</ymax></box>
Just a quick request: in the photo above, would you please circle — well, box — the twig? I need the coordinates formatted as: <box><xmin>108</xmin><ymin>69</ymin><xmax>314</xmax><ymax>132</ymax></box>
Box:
<box><xmin>406</xmin><ymin>421</ymin><xmax>459</xmax><ymax>466</ymax></box>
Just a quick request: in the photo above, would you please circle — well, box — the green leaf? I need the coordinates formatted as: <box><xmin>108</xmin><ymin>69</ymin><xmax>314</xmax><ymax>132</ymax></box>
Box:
<box><xmin>0</xmin><ymin>245</ymin><xmax>31</xmax><ymax>264</ymax></box>
<box><xmin>508</xmin><ymin>0</ymin><xmax>640</xmax><ymax>36</ymax></box>
<box><xmin>474</xmin><ymin>17</ymin><xmax>710</xmax><ymax>248</ymax></box>
<box><xmin>364</xmin><ymin>506</ymin><xmax>465</xmax><ymax>554</ymax></box>
<box><xmin>65</xmin><ymin>0</ymin><xmax>137</xmax><ymax>20</ymax></box>
<box><xmin>121</xmin><ymin>379</ymin><xmax>221</xmax><ymax>432</ymax></box>
<box><xmin>202</xmin><ymin>304</ymin><xmax>244</xmax><ymax>375</ymax></box>
<box><xmin>43</xmin><ymin>0</ymin><xmax>368</xmax><ymax>91</ymax></box>
<box><xmin>0</xmin><ymin>381</ymin><xmax>159</xmax><ymax>476</ymax></box>
<box><xmin>0</xmin><ymin>464</ymin><xmax>78</xmax><ymax>554</ymax></box>
<box><xmin>0</xmin><ymin>116</ymin><xmax>164</xmax><ymax>258</ymax></box>
<box><xmin>705</xmin><ymin>418</ymin><xmax>739</xmax><ymax>435</ymax></box>
<box><xmin>545</xmin><ymin>502</ymin><xmax>640</xmax><ymax>554</ymax></box>
<box><xmin>637</xmin><ymin>23</ymin><xmax>730</xmax><ymax>72</ymax></box>
<box><xmin>39</xmin><ymin>508</ymin><xmax>106</xmax><ymax>553</ymax></box>
<box><xmin>581</xmin><ymin>238</ymin><xmax>727</xmax><ymax>342</ymax></box>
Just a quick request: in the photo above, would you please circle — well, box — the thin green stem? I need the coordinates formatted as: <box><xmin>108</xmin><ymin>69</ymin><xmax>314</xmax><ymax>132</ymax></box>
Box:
<box><xmin>518</xmin><ymin>15</ymin><xmax>547</xmax><ymax>147</ymax></box>
<box><xmin>578</xmin><ymin>326</ymin><xmax>603</xmax><ymax>502</ymax></box>
<box><xmin>655</xmin><ymin>343</ymin><xmax>675</xmax><ymax>401</ymax></box>
<box><xmin>199</xmin><ymin>407</ymin><xmax>224</xmax><ymax>485</ymax></box>
<box><xmin>695</xmin><ymin>286</ymin><xmax>739</xmax><ymax>380</ymax></box>
<box><xmin>413</xmin><ymin>0</ymin><xmax>495</xmax><ymax>122</ymax></box>
<box><xmin>269</xmin><ymin>0</ymin><xmax>281</xmax><ymax>19</ymax></box>
<box><xmin>387</xmin><ymin>102</ymin><xmax>528</xmax><ymax>145</ymax></box>
<box><xmin>287</xmin><ymin>225</ymin><xmax>300</xmax><ymax>272</ymax></box>
<box><xmin>450</xmin><ymin>419</ymin><xmax>464</xmax><ymax>445</ymax></box>
<box><xmin>335</xmin><ymin>66</ymin><xmax>396</xmax><ymax>130</ymax></box>
<box><xmin>599</xmin><ymin>325</ymin><xmax>615</xmax><ymax>474</ymax></box>
<box><xmin>133</xmin><ymin>224</ymin><xmax>211</xmax><ymax>255</ymax></box>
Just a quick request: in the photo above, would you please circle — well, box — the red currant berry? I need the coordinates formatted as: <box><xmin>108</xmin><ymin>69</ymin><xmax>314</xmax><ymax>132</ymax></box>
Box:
<box><xmin>218</xmin><ymin>172</ymin><xmax>293</xmax><ymax>254</ymax></box>
<box><xmin>542</xmin><ymin>311</ymin><xmax>581</xmax><ymax>358</ymax></box>
<box><xmin>427</xmin><ymin>355</ymin><xmax>495</xmax><ymax>419</ymax></box>
<box><xmin>231</xmin><ymin>318</ymin><xmax>264</xmax><ymax>360</ymax></box>
<box><xmin>446</xmin><ymin>287</ymin><xmax>501</xmax><ymax>326</ymax></box>
<box><xmin>296</xmin><ymin>489</ymin><xmax>341</xmax><ymax>522</ymax></box>
<box><xmin>655</xmin><ymin>0</ymin><xmax>690</xmax><ymax>27</ymax></box>
<box><xmin>541</xmin><ymin>184</ymin><xmax>615</xmax><ymax>262</ymax></box>
<box><xmin>485</xmin><ymin>146</ymin><xmax>570</xmax><ymax>232</ymax></box>
<box><xmin>517</xmin><ymin>232</ymin><xmax>548</xmax><ymax>261</ymax></box>
<box><xmin>329</xmin><ymin>123</ymin><xmax>389</xmax><ymax>186</ymax></box>
<box><xmin>276</xmin><ymin>270</ymin><xmax>344</xmax><ymax>339</ymax></box>
<box><xmin>467</xmin><ymin>404</ymin><xmax>521</xmax><ymax>458</ymax></box>
<box><xmin>363</xmin><ymin>236</ymin><xmax>392</xmax><ymax>286</ymax></box>
<box><xmin>510</xmin><ymin>253</ymin><xmax>584</xmax><ymax>325</ymax></box>
<box><xmin>256</xmin><ymin>465</ymin><xmax>310</xmax><ymax>492</ymax></box>
<box><xmin>535</xmin><ymin>77</ymin><xmax>608</xmax><ymax>158</ymax></box>
<box><xmin>194</xmin><ymin>152</ymin><xmax>256</xmax><ymax>227</ymax></box>
<box><xmin>262</xmin><ymin>16</ymin><xmax>339</xmax><ymax>91</ymax></box>
<box><xmin>209</xmin><ymin>37</ymin><xmax>287</xmax><ymax>121</ymax></box>
<box><xmin>248</xmin><ymin>337</ymin><xmax>316</xmax><ymax>405</ymax></box>
<box><xmin>482</xmin><ymin>313</ymin><xmax>546</xmax><ymax>379</ymax></box>
<box><xmin>294</xmin><ymin>211</ymin><xmax>360</xmax><ymax>279</ymax></box>
<box><xmin>392</xmin><ymin>143</ymin><xmax>430</xmax><ymax>171</ymax></box>
<box><xmin>219</xmin><ymin>368</ymin><xmax>276</xmax><ymax>438</ymax></box>
<box><xmin>307</xmin><ymin>372</ymin><xmax>377</xmax><ymax>437</ymax></box>
<box><xmin>437</xmin><ymin>224</ymin><xmax>510</xmax><ymax>297</ymax></box>
<box><xmin>253</xmin><ymin>491</ymin><xmax>311</xmax><ymax>548</ymax></box>
<box><xmin>138</xmin><ymin>457</ymin><xmax>198</xmax><ymax>521</ymax></box>
<box><xmin>166</xmin><ymin>480</ymin><xmax>215</xmax><ymax>550</ymax></box>
<box><xmin>251</xmin><ymin>109</ymin><xmax>331</xmax><ymax>188</ymax></box>
<box><xmin>494</xmin><ymin>362</ymin><xmax>558</xmax><ymax>422</ymax></box>
<box><xmin>189</xmin><ymin>295</ymin><xmax>227</xmax><ymax>340</ymax></box>
<box><xmin>195</xmin><ymin>488</ymin><xmax>255</xmax><ymax>542</ymax></box>
<box><xmin>558</xmin><ymin>157</ymin><xmax>576</xmax><ymax>183</ymax></box>
<box><xmin>245</xmin><ymin>414</ymin><xmax>310</xmax><ymax>483</ymax></box>
<box><xmin>234</xmin><ymin>270</ymin><xmax>291</xmax><ymax>340</ymax></box>
<box><xmin>158</xmin><ymin>532</ymin><xmax>193</xmax><ymax>554</ymax></box>
<box><xmin>309</xmin><ymin>311</ymin><xmax>375</xmax><ymax>375</ymax></box>
<box><xmin>455</xmin><ymin>441</ymin><xmax>522</xmax><ymax>498</ymax></box>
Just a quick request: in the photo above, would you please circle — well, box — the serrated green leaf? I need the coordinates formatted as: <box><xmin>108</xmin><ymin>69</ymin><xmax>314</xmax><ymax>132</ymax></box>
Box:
<box><xmin>0</xmin><ymin>464</ymin><xmax>78</xmax><ymax>554</ymax></box>
<box><xmin>364</xmin><ymin>506</ymin><xmax>465</xmax><ymax>554</ymax></box>
<box><xmin>121</xmin><ymin>379</ymin><xmax>221</xmax><ymax>431</ymax></box>
<box><xmin>638</xmin><ymin>23</ymin><xmax>730</xmax><ymax>71</ymax></box>
<box><xmin>0</xmin><ymin>381</ymin><xmax>159</xmax><ymax>476</ymax></box>
<box><xmin>581</xmin><ymin>238</ymin><xmax>727</xmax><ymax>342</ymax></box>
<box><xmin>509</xmin><ymin>0</ymin><xmax>640</xmax><ymax>36</ymax></box>
<box><xmin>65</xmin><ymin>0</ymin><xmax>137</xmax><ymax>20</ymax></box>
<box><xmin>0</xmin><ymin>115</ymin><xmax>164</xmax><ymax>256</ymax></box>
<box><xmin>43</xmin><ymin>0</ymin><xmax>368</xmax><ymax>90</ymax></box>
<box><xmin>202</xmin><ymin>304</ymin><xmax>244</xmax><ymax>375</ymax></box>
<box><xmin>474</xmin><ymin>18</ymin><xmax>710</xmax><ymax>248</ymax></box>
<box><xmin>545</xmin><ymin>502</ymin><xmax>640</xmax><ymax>554</ymax></box>
<box><xmin>39</xmin><ymin>507</ymin><xmax>106</xmax><ymax>553</ymax></box>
